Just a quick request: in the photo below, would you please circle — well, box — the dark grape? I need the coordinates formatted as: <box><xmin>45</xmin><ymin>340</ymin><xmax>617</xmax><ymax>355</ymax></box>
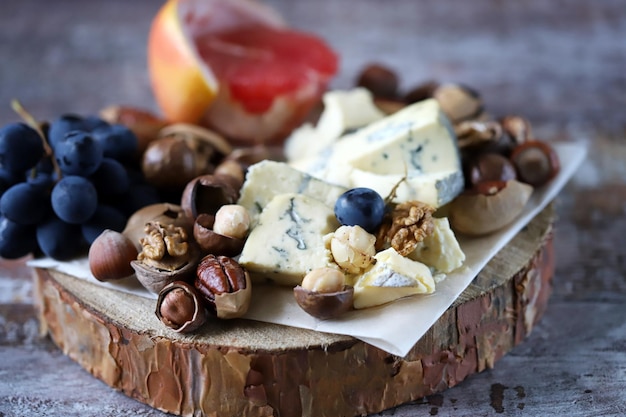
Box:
<box><xmin>27</xmin><ymin>171</ymin><xmax>55</xmax><ymax>190</ymax></box>
<box><xmin>89</xmin><ymin>158</ymin><xmax>130</xmax><ymax>196</ymax></box>
<box><xmin>81</xmin><ymin>205</ymin><xmax>127</xmax><ymax>244</ymax></box>
<box><xmin>0</xmin><ymin>216</ymin><xmax>37</xmax><ymax>259</ymax></box>
<box><xmin>91</xmin><ymin>124</ymin><xmax>138</xmax><ymax>161</ymax></box>
<box><xmin>51</xmin><ymin>175</ymin><xmax>98</xmax><ymax>224</ymax></box>
<box><xmin>334</xmin><ymin>187</ymin><xmax>386</xmax><ymax>233</ymax></box>
<box><xmin>54</xmin><ymin>130</ymin><xmax>103</xmax><ymax>176</ymax></box>
<box><xmin>0</xmin><ymin>168</ymin><xmax>25</xmax><ymax>197</ymax></box>
<box><xmin>114</xmin><ymin>183</ymin><xmax>161</xmax><ymax>217</ymax></box>
<box><xmin>0</xmin><ymin>122</ymin><xmax>45</xmax><ymax>173</ymax></box>
<box><xmin>36</xmin><ymin>215</ymin><xmax>86</xmax><ymax>260</ymax></box>
<box><xmin>82</xmin><ymin>115</ymin><xmax>109</xmax><ymax>132</ymax></box>
<box><xmin>34</xmin><ymin>156</ymin><xmax>55</xmax><ymax>175</ymax></box>
<box><xmin>47</xmin><ymin>114</ymin><xmax>87</xmax><ymax>149</ymax></box>
<box><xmin>0</xmin><ymin>182</ymin><xmax>50</xmax><ymax>225</ymax></box>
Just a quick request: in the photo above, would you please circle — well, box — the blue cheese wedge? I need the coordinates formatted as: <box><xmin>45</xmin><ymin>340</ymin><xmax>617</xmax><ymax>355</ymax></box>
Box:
<box><xmin>238</xmin><ymin>193</ymin><xmax>339</xmax><ymax>286</ymax></box>
<box><xmin>237</xmin><ymin>160</ymin><xmax>347</xmax><ymax>225</ymax></box>
<box><xmin>292</xmin><ymin>99</ymin><xmax>464</xmax><ymax>207</ymax></box>
<box><xmin>409</xmin><ymin>217</ymin><xmax>465</xmax><ymax>273</ymax></box>
<box><xmin>352</xmin><ymin>248</ymin><xmax>435</xmax><ymax>309</ymax></box>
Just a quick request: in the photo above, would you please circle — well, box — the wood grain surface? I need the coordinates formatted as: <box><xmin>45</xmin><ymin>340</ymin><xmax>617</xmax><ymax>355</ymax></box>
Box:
<box><xmin>1</xmin><ymin>0</ymin><xmax>625</xmax><ymax>416</ymax></box>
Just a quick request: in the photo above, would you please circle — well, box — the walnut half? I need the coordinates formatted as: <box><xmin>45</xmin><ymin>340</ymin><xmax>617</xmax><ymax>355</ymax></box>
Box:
<box><xmin>132</xmin><ymin>221</ymin><xmax>199</xmax><ymax>293</ymax></box>
<box><xmin>376</xmin><ymin>201</ymin><xmax>435</xmax><ymax>256</ymax></box>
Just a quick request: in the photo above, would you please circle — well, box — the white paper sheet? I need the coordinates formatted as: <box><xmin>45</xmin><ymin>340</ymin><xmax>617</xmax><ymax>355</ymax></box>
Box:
<box><xmin>28</xmin><ymin>142</ymin><xmax>586</xmax><ymax>357</ymax></box>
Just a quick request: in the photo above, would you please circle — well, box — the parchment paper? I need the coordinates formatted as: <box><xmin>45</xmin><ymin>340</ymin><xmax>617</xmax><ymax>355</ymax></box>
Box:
<box><xmin>28</xmin><ymin>142</ymin><xmax>586</xmax><ymax>357</ymax></box>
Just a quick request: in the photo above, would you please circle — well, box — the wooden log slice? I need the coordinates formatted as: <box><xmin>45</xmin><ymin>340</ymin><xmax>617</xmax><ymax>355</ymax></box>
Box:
<box><xmin>33</xmin><ymin>204</ymin><xmax>555</xmax><ymax>417</ymax></box>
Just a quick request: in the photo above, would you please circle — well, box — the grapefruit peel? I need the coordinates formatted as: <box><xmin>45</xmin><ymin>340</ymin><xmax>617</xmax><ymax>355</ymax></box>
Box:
<box><xmin>148</xmin><ymin>0</ymin><xmax>338</xmax><ymax>145</ymax></box>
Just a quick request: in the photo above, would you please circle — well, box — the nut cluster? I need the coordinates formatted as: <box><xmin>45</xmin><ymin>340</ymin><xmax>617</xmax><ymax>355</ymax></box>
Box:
<box><xmin>376</xmin><ymin>201</ymin><xmax>435</xmax><ymax>256</ymax></box>
<box><xmin>329</xmin><ymin>225</ymin><xmax>376</xmax><ymax>274</ymax></box>
<box><xmin>138</xmin><ymin>222</ymin><xmax>190</xmax><ymax>269</ymax></box>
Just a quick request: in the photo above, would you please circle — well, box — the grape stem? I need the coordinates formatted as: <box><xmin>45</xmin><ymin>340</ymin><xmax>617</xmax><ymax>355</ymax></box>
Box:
<box><xmin>384</xmin><ymin>161</ymin><xmax>408</xmax><ymax>205</ymax></box>
<box><xmin>11</xmin><ymin>99</ymin><xmax>63</xmax><ymax>180</ymax></box>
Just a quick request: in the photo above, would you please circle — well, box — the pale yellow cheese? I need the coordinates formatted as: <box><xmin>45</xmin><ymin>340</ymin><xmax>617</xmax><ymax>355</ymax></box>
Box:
<box><xmin>237</xmin><ymin>160</ymin><xmax>347</xmax><ymax>225</ymax></box>
<box><xmin>409</xmin><ymin>217</ymin><xmax>465</xmax><ymax>273</ymax></box>
<box><xmin>352</xmin><ymin>248</ymin><xmax>435</xmax><ymax>309</ymax></box>
<box><xmin>238</xmin><ymin>193</ymin><xmax>339</xmax><ymax>286</ymax></box>
<box><xmin>291</xmin><ymin>99</ymin><xmax>464</xmax><ymax>208</ymax></box>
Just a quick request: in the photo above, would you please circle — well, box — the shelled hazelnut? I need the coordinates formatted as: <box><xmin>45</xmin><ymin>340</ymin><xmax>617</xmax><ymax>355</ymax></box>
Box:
<box><xmin>294</xmin><ymin>267</ymin><xmax>354</xmax><ymax>320</ymax></box>
<box><xmin>329</xmin><ymin>225</ymin><xmax>376</xmax><ymax>274</ymax></box>
<box><xmin>193</xmin><ymin>213</ymin><xmax>245</xmax><ymax>257</ymax></box>
<box><xmin>156</xmin><ymin>281</ymin><xmax>208</xmax><ymax>333</ymax></box>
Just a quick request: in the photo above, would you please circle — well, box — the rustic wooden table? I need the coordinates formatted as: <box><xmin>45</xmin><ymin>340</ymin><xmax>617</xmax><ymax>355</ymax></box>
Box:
<box><xmin>1</xmin><ymin>1</ymin><xmax>625</xmax><ymax>416</ymax></box>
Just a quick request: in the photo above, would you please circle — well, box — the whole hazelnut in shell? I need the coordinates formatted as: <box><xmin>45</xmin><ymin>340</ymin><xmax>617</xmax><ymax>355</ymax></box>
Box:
<box><xmin>88</xmin><ymin>229</ymin><xmax>138</xmax><ymax>282</ymax></box>
<box><xmin>141</xmin><ymin>124</ymin><xmax>232</xmax><ymax>189</ymax></box>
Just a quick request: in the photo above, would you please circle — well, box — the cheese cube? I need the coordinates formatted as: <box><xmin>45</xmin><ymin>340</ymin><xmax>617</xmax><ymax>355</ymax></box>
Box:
<box><xmin>409</xmin><ymin>217</ymin><xmax>465</xmax><ymax>273</ymax></box>
<box><xmin>285</xmin><ymin>88</ymin><xmax>385</xmax><ymax>161</ymax></box>
<box><xmin>352</xmin><ymin>248</ymin><xmax>435</xmax><ymax>309</ymax></box>
<box><xmin>238</xmin><ymin>193</ymin><xmax>340</xmax><ymax>286</ymax></box>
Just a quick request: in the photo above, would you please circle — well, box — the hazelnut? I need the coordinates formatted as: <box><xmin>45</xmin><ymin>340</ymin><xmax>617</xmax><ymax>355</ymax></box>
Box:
<box><xmin>301</xmin><ymin>267</ymin><xmax>346</xmax><ymax>293</ymax></box>
<box><xmin>448</xmin><ymin>179</ymin><xmax>533</xmax><ymax>236</ymax></box>
<box><xmin>180</xmin><ymin>174</ymin><xmax>239</xmax><ymax>221</ymax></box>
<box><xmin>193</xmin><ymin>213</ymin><xmax>244</xmax><ymax>257</ymax></box>
<box><xmin>329</xmin><ymin>225</ymin><xmax>376</xmax><ymax>274</ymax></box>
<box><xmin>88</xmin><ymin>229</ymin><xmax>138</xmax><ymax>282</ymax></box>
<box><xmin>455</xmin><ymin>120</ymin><xmax>504</xmax><ymax>150</ymax></box>
<box><xmin>432</xmin><ymin>83</ymin><xmax>483</xmax><ymax>123</ymax></box>
<box><xmin>510</xmin><ymin>140</ymin><xmax>560</xmax><ymax>187</ymax></box>
<box><xmin>501</xmin><ymin>115</ymin><xmax>532</xmax><ymax>146</ymax></box>
<box><xmin>214</xmin><ymin>159</ymin><xmax>245</xmax><ymax>189</ymax></box>
<box><xmin>195</xmin><ymin>255</ymin><xmax>251</xmax><ymax>319</ymax></box>
<box><xmin>156</xmin><ymin>281</ymin><xmax>208</xmax><ymax>333</ymax></box>
<box><xmin>356</xmin><ymin>63</ymin><xmax>399</xmax><ymax>99</ymax></box>
<box><xmin>142</xmin><ymin>124</ymin><xmax>231</xmax><ymax>189</ymax></box>
<box><xmin>213</xmin><ymin>205</ymin><xmax>250</xmax><ymax>240</ymax></box>
<box><xmin>468</xmin><ymin>152</ymin><xmax>517</xmax><ymax>187</ymax></box>
<box><xmin>141</xmin><ymin>136</ymin><xmax>208</xmax><ymax>188</ymax></box>
<box><xmin>294</xmin><ymin>268</ymin><xmax>354</xmax><ymax>320</ymax></box>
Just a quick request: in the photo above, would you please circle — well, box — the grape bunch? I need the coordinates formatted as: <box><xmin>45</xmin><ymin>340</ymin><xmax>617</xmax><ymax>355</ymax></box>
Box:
<box><xmin>0</xmin><ymin>113</ymin><xmax>161</xmax><ymax>260</ymax></box>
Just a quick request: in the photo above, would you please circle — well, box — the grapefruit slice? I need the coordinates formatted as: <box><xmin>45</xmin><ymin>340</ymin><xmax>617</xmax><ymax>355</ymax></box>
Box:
<box><xmin>148</xmin><ymin>0</ymin><xmax>339</xmax><ymax>145</ymax></box>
